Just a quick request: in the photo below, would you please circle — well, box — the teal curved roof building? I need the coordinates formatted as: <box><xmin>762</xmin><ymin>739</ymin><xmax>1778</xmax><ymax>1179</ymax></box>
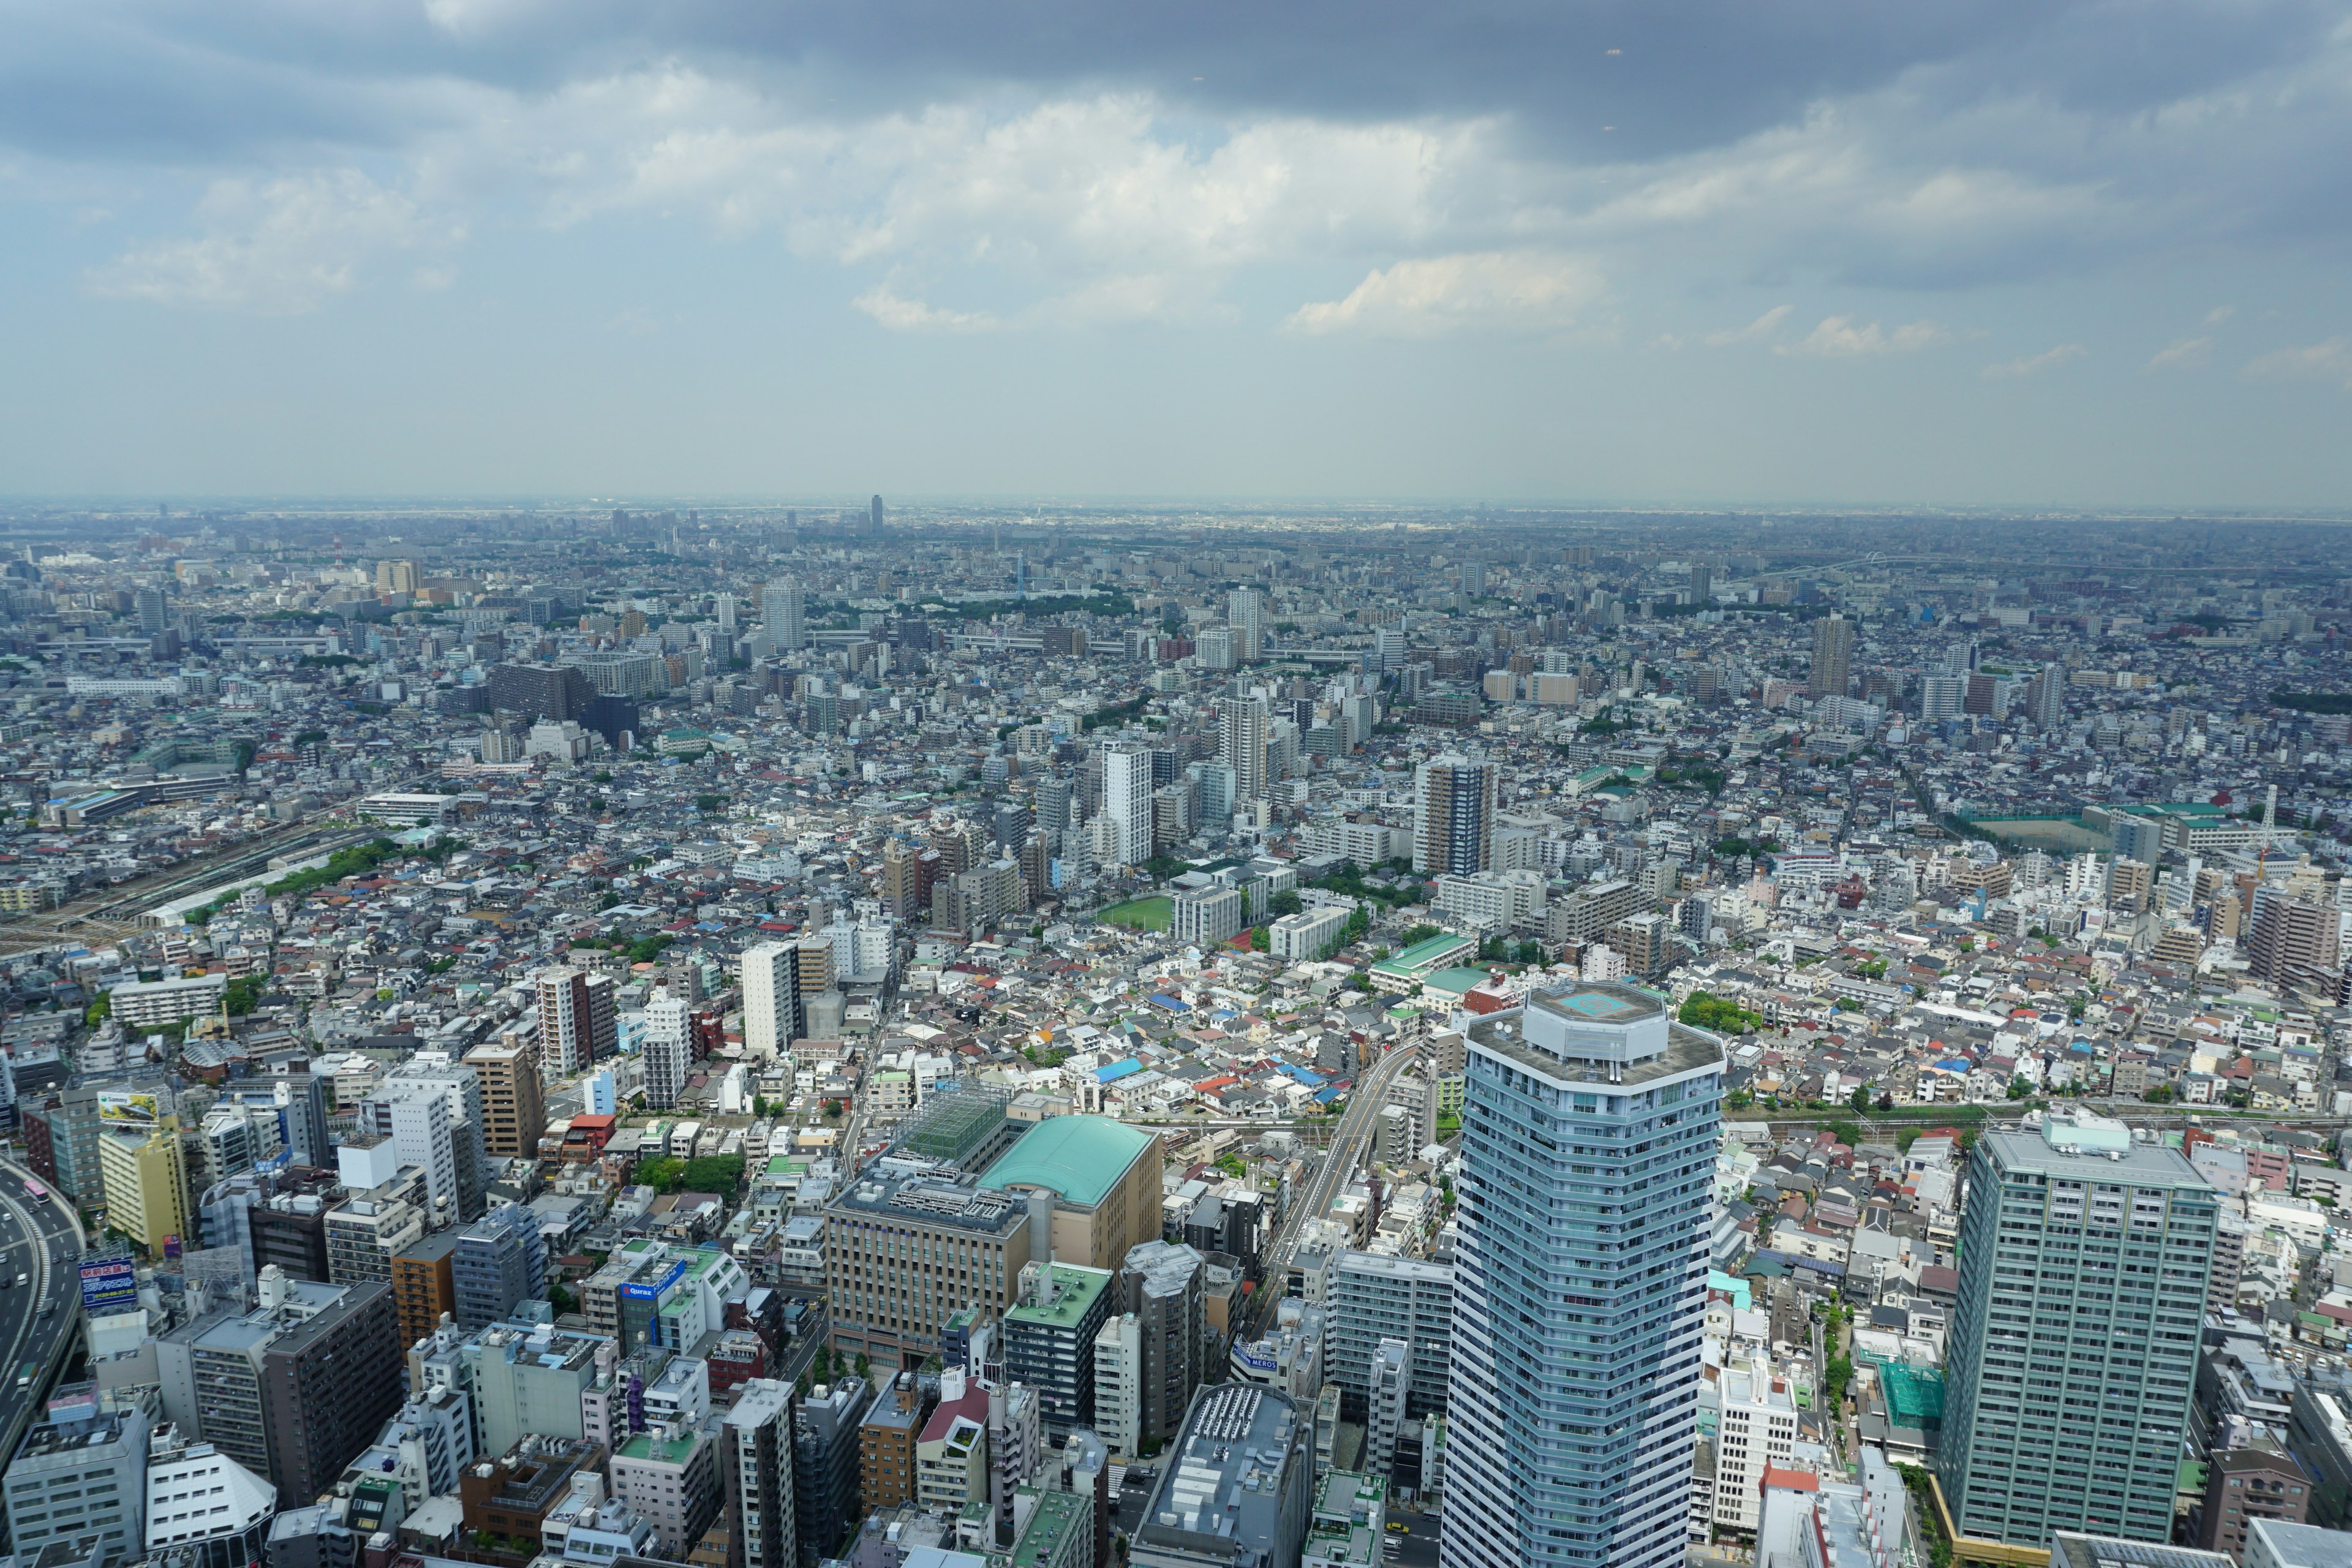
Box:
<box><xmin>981</xmin><ymin>1115</ymin><xmax>1156</xmax><ymax>1207</ymax></box>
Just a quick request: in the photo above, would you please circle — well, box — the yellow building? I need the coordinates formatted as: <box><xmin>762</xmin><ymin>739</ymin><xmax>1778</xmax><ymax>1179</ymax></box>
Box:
<box><xmin>98</xmin><ymin>1125</ymin><xmax>190</xmax><ymax>1256</ymax></box>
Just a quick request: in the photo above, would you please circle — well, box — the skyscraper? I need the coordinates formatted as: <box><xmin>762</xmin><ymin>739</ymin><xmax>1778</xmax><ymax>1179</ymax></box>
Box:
<box><xmin>1937</xmin><ymin>1112</ymin><xmax>2217</xmax><ymax>1544</ymax></box>
<box><xmin>535</xmin><ymin>968</ymin><xmax>616</xmax><ymax>1075</ymax></box>
<box><xmin>725</xmin><ymin>1381</ymin><xmax>797</xmax><ymax>1568</ymax></box>
<box><xmin>764</xmin><ymin>579</ymin><xmax>807</xmax><ymax>650</ymax></box>
<box><xmin>1414</xmin><ymin>753</ymin><xmax>1494</xmax><ymax>876</ymax></box>
<box><xmin>1102</xmin><ymin>744</ymin><xmax>1154</xmax><ymax>867</ymax></box>
<box><xmin>2024</xmin><ymin>663</ymin><xmax>2066</xmax><ymax>730</ymax></box>
<box><xmin>1443</xmin><ymin>981</ymin><xmax>1722</xmax><ymax>1568</ymax></box>
<box><xmin>869</xmin><ymin>494</ymin><xmax>885</xmax><ymax>535</ymax></box>
<box><xmin>1227</xmin><ymin>586</ymin><xmax>1266</xmax><ymax>663</ymax></box>
<box><xmin>1219</xmin><ymin>695</ymin><xmax>1270</xmax><ymax>803</ymax></box>
<box><xmin>715</xmin><ymin>592</ymin><xmax>737</xmax><ymax>631</ymax></box>
<box><xmin>742</xmin><ymin>941</ymin><xmax>803</xmax><ymax>1057</ymax></box>
<box><xmin>1807</xmin><ymin>614</ymin><xmax>1854</xmax><ymax>699</ymax></box>
<box><xmin>644</xmin><ymin>993</ymin><xmax>692</xmax><ymax>1109</ymax></box>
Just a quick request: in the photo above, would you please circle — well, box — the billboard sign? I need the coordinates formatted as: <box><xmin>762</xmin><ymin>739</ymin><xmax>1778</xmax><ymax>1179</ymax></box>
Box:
<box><xmin>96</xmin><ymin>1090</ymin><xmax>159</xmax><ymax>1126</ymax></box>
<box><xmin>79</xmin><ymin>1257</ymin><xmax>137</xmax><ymax>1313</ymax></box>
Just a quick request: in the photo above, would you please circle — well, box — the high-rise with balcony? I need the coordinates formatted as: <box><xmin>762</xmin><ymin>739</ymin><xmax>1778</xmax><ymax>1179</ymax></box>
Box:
<box><xmin>536</xmin><ymin>967</ymin><xmax>616</xmax><ymax>1075</ymax></box>
<box><xmin>1807</xmin><ymin>614</ymin><xmax>1854</xmax><ymax>699</ymax></box>
<box><xmin>764</xmin><ymin>580</ymin><xmax>807</xmax><ymax>650</ymax></box>
<box><xmin>1442</xmin><ymin>980</ymin><xmax>1722</xmax><ymax>1568</ymax></box>
<box><xmin>1937</xmin><ymin>1111</ymin><xmax>2217</xmax><ymax>1545</ymax></box>
<box><xmin>463</xmin><ymin>1035</ymin><xmax>546</xmax><ymax>1161</ymax></box>
<box><xmin>1414</xmin><ymin>754</ymin><xmax>1494</xmax><ymax>876</ymax></box>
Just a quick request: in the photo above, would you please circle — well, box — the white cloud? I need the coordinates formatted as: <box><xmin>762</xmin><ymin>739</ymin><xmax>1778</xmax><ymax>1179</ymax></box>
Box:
<box><xmin>83</xmin><ymin>169</ymin><xmax>443</xmax><ymax>313</ymax></box>
<box><xmin>2244</xmin><ymin>337</ymin><xmax>2352</xmax><ymax>389</ymax></box>
<box><xmin>2204</xmin><ymin>304</ymin><xmax>2236</xmax><ymax>326</ymax></box>
<box><xmin>2146</xmin><ymin>335</ymin><xmax>2211</xmax><ymax>371</ymax></box>
<box><xmin>1981</xmin><ymin>342</ymin><xmax>2086</xmax><ymax>379</ymax></box>
<box><xmin>1284</xmin><ymin>251</ymin><xmax>1602</xmax><ymax>337</ymax></box>
<box><xmin>851</xmin><ymin>283</ymin><xmax>1000</xmax><ymax>333</ymax></box>
<box><xmin>1705</xmin><ymin>304</ymin><xmax>1792</xmax><ymax>346</ymax></box>
<box><xmin>1779</xmin><ymin>315</ymin><xmax>1951</xmax><ymax>357</ymax></box>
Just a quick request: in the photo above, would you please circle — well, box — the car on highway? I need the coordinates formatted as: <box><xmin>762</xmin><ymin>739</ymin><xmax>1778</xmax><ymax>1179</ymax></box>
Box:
<box><xmin>12</xmin><ymin>1273</ymin><xmax>23</xmax><ymax>1287</ymax></box>
<box><xmin>1387</xmin><ymin>1521</ymin><xmax>1411</xmax><ymax>1534</ymax></box>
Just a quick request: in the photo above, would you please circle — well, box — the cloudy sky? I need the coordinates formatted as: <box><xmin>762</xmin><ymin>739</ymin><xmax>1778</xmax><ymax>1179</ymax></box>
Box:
<box><xmin>3</xmin><ymin>0</ymin><xmax>2350</xmax><ymax>505</ymax></box>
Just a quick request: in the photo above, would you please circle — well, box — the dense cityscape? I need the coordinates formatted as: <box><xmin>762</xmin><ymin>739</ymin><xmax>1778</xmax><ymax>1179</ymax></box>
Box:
<box><xmin>0</xmin><ymin>499</ymin><xmax>2342</xmax><ymax>1568</ymax></box>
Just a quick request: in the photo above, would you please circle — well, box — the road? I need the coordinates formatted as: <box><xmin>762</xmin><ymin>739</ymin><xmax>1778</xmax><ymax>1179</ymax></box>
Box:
<box><xmin>0</xmin><ymin>1162</ymin><xmax>88</xmax><ymax>1464</ymax></box>
<box><xmin>1240</xmin><ymin>1041</ymin><xmax>1422</xmax><ymax>1341</ymax></box>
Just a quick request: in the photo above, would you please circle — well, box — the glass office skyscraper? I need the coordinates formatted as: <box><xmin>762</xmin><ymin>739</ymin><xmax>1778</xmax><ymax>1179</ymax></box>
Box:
<box><xmin>1442</xmin><ymin>981</ymin><xmax>1722</xmax><ymax>1568</ymax></box>
<box><xmin>1937</xmin><ymin>1112</ymin><xmax>2216</xmax><ymax>1544</ymax></box>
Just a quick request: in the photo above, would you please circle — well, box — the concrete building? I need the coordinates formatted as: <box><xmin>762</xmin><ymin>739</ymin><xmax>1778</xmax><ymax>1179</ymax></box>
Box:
<box><xmin>536</xmin><ymin>967</ymin><xmax>617</xmax><ymax>1075</ymax></box>
<box><xmin>99</xmin><ymin>1121</ymin><xmax>190</xmax><ymax>1256</ymax></box>
<box><xmin>795</xmin><ymin>1378</ymin><xmax>872</xmax><ymax>1566</ymax></box>
<box><xmin>1443</xmin><ymin>981</ymin><xmax>1723</xmax><ymax>1568</ymax></box>
<box><xmin>824</xmin><ymin>1170</ymin><xmax>1035</xmax><ymax>1369</ymax></box>
<box><xmin>1130</xmin><ymin>1385</ymin><xmax>1313</xmax><ymax>1568</ymax></box>
<box><xmin>1709</xmin><ymin>1359</ymin><xmax>1799</xmax><ymax>1537</ymax></box>
<box><xmin>3</xmin><ymin>1387</ymin><xmax>151</xmax><ymax>1567</ymax></box>
<box><xmin>611</xmin><ymin>1422</ymin><xmax>720</xmax><ymax>1560</ymax></box>
<box><xmin>723</xmin><ymin>1380</ymin><xmax>797</xmax><ymax>1568</ymax></box>
<box><xmin>1324</xmin><ymin>1251</ymin><xmax>1451</xmax><ymax>1422</ymax></box>
<box><xmin>980</xmin><ymin>1116</ymin><xmax>1164</xmax><ymax>1272</ymax></box>
<box><xmin>1414</xmin><ymin>754</ymin><xmax>1494</xmax><ymax>877</ymax></box>
<box><xmin>861</xmin><ymin>1373</ymin><xmax>937</xmax><ymax>1512</ymax></box>
<box><xmin>2198</xmin><ymin>1442</ymin><xmax>2311</xmax><ymax>1561</ymax></box>
<box><xmin>1120</xmin><ymin>1241</ymin><xmax>1207</xmax><ymax>1455</ymax></box>
<box><xmin>453</xmin><ymin>1200</ymin><xmax>550</xmax><ymax>1331</ymax></box>
<box><xmin>144</xmin><ymin>1425</ymin><xmax>278</xmax><ymax>1567</ymax></box>
<box><xmin>1004</xmin><ymin>1262</ymin><xmax>1117</xmax><ymax>1442</ymax></box>
<box><xmin>1093</xmin><ymin>1313</ymin><xmax>1145</xmax><ymax>1458</ymax></box>
<box><xmin>390</xmin><ymin>1231</ymin><xmax>462</xmax><ymax>1349</ymax></box>
<box><xmin>742</xmin><ymin>942</ymin><xmax>804</xmax><ymax>1058</ymax></box>
<box><xmin>155</xmin><ymin>1276</ymin><xmax>404</xmax><ymax>1513</ymax></box>
<box><xmin>1808</xmin><ymin>613</ymin><xmax>1854</xmax><ymax>699</ymax></box>
<box><xmin>464</xmin><ymin>1036</ymin><xmax>546</xmax><ymax>1160</ymax></box>
<box><xmin>1938</xmin><ymin>1111</ymin><xmax>2219</xmax><ymax>1545</ymax></box>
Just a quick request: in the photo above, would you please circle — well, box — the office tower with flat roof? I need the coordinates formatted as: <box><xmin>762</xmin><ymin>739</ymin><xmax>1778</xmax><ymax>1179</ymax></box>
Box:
<box><xmin>486</xmin><ymin>661</ymin><xmax>592</xmax><ymax>722</ymax></box>
<box><xmin>742</xmin><ymin>940</ymin><xmax>803</xmax><ymax>1058</ymax></box>
<box><xmin>4</xmin><ymin>1387</ymin><xmax>151</xmax><ymax>1568</ymax></box>
<box><xmin>453</xmin><ymin>1200</ymin><xmax>549</xmax><ymax>1330</ymax></box>
<box><xmin>1005</xmin><ymin>1262</ymin><xmax>1117</xmax><ymax>1442</ymax></box>
<box><xmin>1807</xmin><ymin>613</ymin><xmax>1853</xmax><ymax>699</ymax></box>
<box><xmin>1442</xmin><ymin>980</ymin><xmax>1723</xmax><ymax>1568</ymax></box>
<box><xmin>1414</xmin><ymin>753</ymin><xmax>1494</xmax><ymax>876</ymax></box>
<box><xmin>1937</xmin><ymin>1111</ymin><xmax>2217</xmax><ymax>1545</ymax></box>
<box><xmin>1130</xmin><ymin>1384</ymin><xmax>1313</xmax><ymax>1568</ymax></box>
<box><xmin>464</xmin><ymin>1036</ymin><xmax>546</xmax><ymax>1159</ymax></box>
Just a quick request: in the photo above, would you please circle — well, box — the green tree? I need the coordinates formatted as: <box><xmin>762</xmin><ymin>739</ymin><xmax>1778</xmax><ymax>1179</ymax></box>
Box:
<box><xmin>1847</xmin><ymin>1085</ymin><xmax>1871</xmax><ymax>1114</ymax></box>
<box><xmin>1269</xmin><ymin>889</ymin><xmax>1302</xmax><ymax>918</ymax></box>
<box><xmin>1399</xmin><ymin>924</ymin><xmax>1442</xmax><ymax>948</ymax></box>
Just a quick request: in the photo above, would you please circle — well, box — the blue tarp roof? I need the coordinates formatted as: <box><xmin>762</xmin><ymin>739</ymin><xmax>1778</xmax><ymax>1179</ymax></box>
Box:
<box><xmin>1150</xmin><ymin>994</ymin><xmax>1191</xmax><ymax>1012</ymax></box>
<box><xmin>1278</xmin><ymin>1064</ymin><xmax>1327</xmax><ymax>1088</ymax></box>
<box><xmin>1095</xmin><ymin>1057</ymin><xmax>1144</xmax><ymax>1084</ymax></box>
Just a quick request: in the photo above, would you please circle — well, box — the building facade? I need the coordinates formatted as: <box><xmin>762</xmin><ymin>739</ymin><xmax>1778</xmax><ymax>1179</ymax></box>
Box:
<box><xmin>1937</xmin><ymin>1112</ymin><xmax>2218</xmax><ymax>1545</ymax></box>
<box><xmin>1442</xmin><ymin>981</ymin><xmax>1723</xmax><ymax>1568</ymax></box>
